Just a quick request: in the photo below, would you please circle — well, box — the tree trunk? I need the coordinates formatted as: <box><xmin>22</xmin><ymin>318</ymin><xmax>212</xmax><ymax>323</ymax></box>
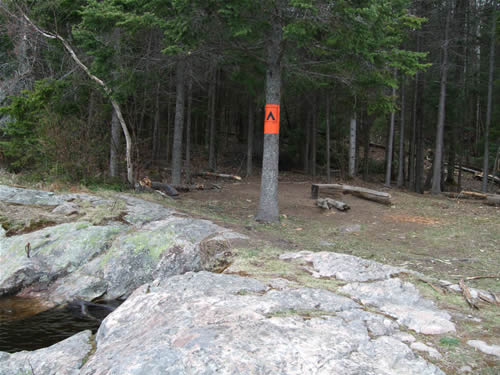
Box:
<box><xmin>482</xmin><ymin>2</ymin><xmax>497</xmax><ymax>192</ymax></box>
<box><xmin>185</xmin><ymin>66</ymin><xmax>193</xmax><ymax>184</ymax></box>
<box><xmin>16</xmin><ymin>16</ymin><xmax>31</xmax><ymax>89</ymax></box>
<box><xmin>362</xmin><ymin>114</ymin><xmax>372</xmax><ymax>181</ymax></box>
<box><xmin>409</xmin><ymin>71</ymin><xmax>418</xmax><ymax>190</ymax></box>
<box><xmin>311</xmin><ymin>101</ymin><xmax>317</xmax><ymax>178</ymax></box>
<box><xmin>326</xmin><ymin>94</ymin><xmax>331</xmax><ymax>183</ymax></box>
<box><xmin>208</xmin><ymin>67</ymin><xmax>217</xmax><ymax>171</ymax></box>
<box><xmin>109</xmin><ymin>109</ymin><xmax>121</xmax><ymax>177</ymax></box>
<box><xmin>152</xmin><ymin>82</ymin><xmax>160</xmax><ymax>162</ymax></box>
<box><xmin>171</xmin><ymin>60</ymin><xmax>185</xmax><ymax>185</ymax></box>
<box><xmin>432</xmin><ymin>5</ymin><xmax>451</xmax><ymax>195</ymax></box>
<box><xmin>415</xmin><ymin>75</ymin><xmax>425</xmax><ymax>194</ymax></box>
<box><xmin>397</xmin><ymin>75</ymin><xmax>405</xmax><ymax>187</ymax></box>
<box><xmin>348</xmin><ymin>113</ymin><xmax>357</xmax><ymax>178</ymax></box>
<box><xmin>385</xmin><ymin>71</ymin><xmax>397</xmax><ymax>187</ymax></box>
<box><xmin>304</xmin><ymin>111</ymin><xmax>311</xmax><ymax>173</ymax></box>
<box><xmin>246</xmin><ymin>97</ymin><xmax>254</xmax><ymax>177</ymax></box>
<box><xmin>165</xmin><ymin>72</ymin><xmax>173</xmax><ymax>163</ymax></box>
<box><xmin>256</xmin><ymin>19</ymin><xmax>282</xmax><ymax>223</ymax></box>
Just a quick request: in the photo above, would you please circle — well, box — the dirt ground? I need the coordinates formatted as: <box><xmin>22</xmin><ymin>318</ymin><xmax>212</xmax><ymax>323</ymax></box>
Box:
<box><xmin>178</xmin><ymin>173</ymin><xmax>499</xmax><ymax>288</ymax></box>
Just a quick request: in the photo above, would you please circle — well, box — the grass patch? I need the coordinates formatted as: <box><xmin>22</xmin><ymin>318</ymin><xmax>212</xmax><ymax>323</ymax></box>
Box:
<box><xmin>440</xmin><ymin>336</ymin><xmax>460</xmax><ymax>347</ymax></box>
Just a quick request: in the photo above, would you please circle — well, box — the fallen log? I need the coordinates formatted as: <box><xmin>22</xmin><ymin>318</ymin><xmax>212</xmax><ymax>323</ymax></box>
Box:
<box><xmin>442</xmin><ymin>191</ymin><xmax>488</xmax><ymax>200</ymax></box>
<box><xmin>316</xmin><ymin>198</ymin><xmax>350</xmax><ymax>212</ymax></box>
<box><xmin>474</xmin><ymin>172</ymin><xmax>500</xmax><ymax>185</ymax></box>
<box><xmin>150</xmin><ymin>182</ymin><xmax>179</xmax><ymax>196</ymax></box>
<box><xmin>445</xmin><ymin>164</ymin><xmax>481</xmax><ymax>175</ymax></box>
<box><xmin>171</xmin><ymin>184</ymin><xmax>206</xmax><ymax>192</ymax></box>
<box><xmin>485</xmin><ymin>194</ymin><xmax>500</xmax><ymax>206</ymax></box>
<box><xmin>195</xmin><ymin>171</ymin><xmax>242</xmax><ymax>181</ymax></box>
<box><xmin>312</xmin><ymin>184</ymin><xmax>391</xmax><ymax>205</ymax></box>
<box><xmin>442</xmin><ymin>191</ymin><xmax>500</xmax><ymax>205</ymax></box>
<box><xmin>136</xmin><ymin>178</ymin><xmax>179</xmax><ymax>197</ymax></box>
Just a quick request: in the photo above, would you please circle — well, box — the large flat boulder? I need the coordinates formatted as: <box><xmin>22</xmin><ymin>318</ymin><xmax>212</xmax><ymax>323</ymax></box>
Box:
<box><xmin>80</xmin><ymin>272</ymin><xmax>445</xmax><ymax>375</ymax></box>
<box><xmin>341</xmin><ymin>278</ymin><xmax>456</xmax><ymax>335</ymax></box>
<box><xmin>280</xmin><ymin>250</ymin><xmax>403</xmax><ymax>282</ymax></box>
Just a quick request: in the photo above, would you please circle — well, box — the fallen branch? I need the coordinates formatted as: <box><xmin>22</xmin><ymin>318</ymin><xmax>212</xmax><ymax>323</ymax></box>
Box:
<box><xmin>195</xmin><ymin>172</ymin><xmax>242</xmax><ymax>181</ymax></box>
<box><xmin>316</xmin><ymin>198</ymin><xmax>350</xmax><ymax>212</ymax></box>
<box><xmin>459</xmin><ymin>279</ymin><xmax>479</xmax><ymax>310</ymax></box>
<box><xmin>465</xmin><ymin>275</ymin><xmax>500</xmax><ymax>281</ymax></box>
<box><xmin>419</xmin><ymin>278</ymin><xmax>445</xmax><ymax>295</ymax></box>
<box><xmin>478</xmin><ymin>292</ymin><xmax>498</xmax><ymax>305</ymax></box>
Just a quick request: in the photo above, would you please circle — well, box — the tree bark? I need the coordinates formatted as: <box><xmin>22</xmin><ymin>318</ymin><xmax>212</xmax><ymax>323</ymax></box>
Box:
<box><xmin>165</xmin><ymin>72</ymin><xmax>173</xmax><ymax>163</ymax></box>
<box><xmin>171</xmin><ymin>60</ymin><xmax>185</xmax><ymax>185</ymax></box>
<box><xmin>397</xmin><ymin>75</ymin><xmax>405</xmax><ymax>187</ymax></box>
<box><xmin>109</xmin><ymin>109</ymin><xmax>121</xmax><ymax>177</ymax></box>
<box><xmin>152</xmin><ymin>82</ymin><xmax>161</xmax><ymax>161</ymax></box>
<box><xmin>348</xmin><ymin>113</ymin><xmax>357</xmax><ymax>178</ymax></box>
<box><xmin>385</xmin><ymin>70</ymin><xmax>397</xmax><ymax>187</ymax></box>
<box><xmin>362</xmin><ymin>114</ymin><xmax>372</xmax><ymax>181</ymax></box>
<box><xmin>304</xmin><ymin>111</ymin><xmax>311</xmax><ymax>173</ymax></box>
<box><xmin>311</xmin><ymin>101</ymin><xmax>317</xmax><ymax>178</ymax></box>
<box><xmin>109</xmin><ymin>28</ymin><xmax>121</xmax><ymax>178</ymax></box>
<box><xmin>185</xmin><ymin>66</ymin><xmax>193</xmax><ymax>184</ymax></box>
<box><xmin>246</xmin><ymin>97</ymin><xmax>254</xmax><ymax>177</ymax></box>
<box><xmin>256</xmin><ymin>19</ymin><xmax>282</xmax><ymax>223</ymax></box>
<box><xmin>16</xmin><ymin>16</ymin><xmax>31</xmax><ymax>89</ymax></box>
<box><xmin>326</xmin><ymin>94</ymin><xmax>331</xmax><ymax>183</ymax></box>
<box><xmin>432</xmin><ymin>4</ymin><xmax>451</xmax><ymax>195</ymax></box>
<box><xmin>482</xmin><ymin>2</ymin><xmax>497</xmax><ymax>192</ymax></box>
<box><xmin>208</xmin><ymin>66</ymin><xmax>217</xmax><ymax>171</ymax></box>
<box><xmin>409</xmin><ymin>71</ymin><xmax>418</xmax><ymax>190</ymax></box>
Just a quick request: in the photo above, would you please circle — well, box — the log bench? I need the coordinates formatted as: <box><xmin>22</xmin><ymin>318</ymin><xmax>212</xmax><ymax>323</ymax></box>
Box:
<box><xmin>311</xmin><ymin>183</ymin><xmax>392</xmax><ymax>205</ymax></box>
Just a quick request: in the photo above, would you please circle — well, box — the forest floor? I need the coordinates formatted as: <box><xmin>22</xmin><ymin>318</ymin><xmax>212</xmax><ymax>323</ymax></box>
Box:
<box><xmin>1</xmin><ymin>167</ymin><xmax>499</xmax><ymax>374</ymax></box>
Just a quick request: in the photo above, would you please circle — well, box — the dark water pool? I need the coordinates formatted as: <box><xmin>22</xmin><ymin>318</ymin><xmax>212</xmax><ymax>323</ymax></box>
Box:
<box><xmin>0</xmin><ymin>297</ymin><xmax>118</xmax><ymax>353</ymax></box>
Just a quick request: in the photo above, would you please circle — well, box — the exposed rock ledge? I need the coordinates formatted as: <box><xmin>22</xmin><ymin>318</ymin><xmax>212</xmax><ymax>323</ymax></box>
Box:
<box><xmin>0</xmin><ymin>185</ymin><xmax>246</xmax><ymax>302</ymax></box>
<box><xmin>1</xmin><ymin>272</ymin><xmax>446</xmax><ymax>375</ymax></box>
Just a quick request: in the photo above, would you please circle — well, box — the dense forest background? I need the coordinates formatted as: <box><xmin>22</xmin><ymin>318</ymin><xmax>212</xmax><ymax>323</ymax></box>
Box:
<box><xmin>0</xmin><ymin>1</ymin><xmax>498</xmax><ymax>214</ymax></box>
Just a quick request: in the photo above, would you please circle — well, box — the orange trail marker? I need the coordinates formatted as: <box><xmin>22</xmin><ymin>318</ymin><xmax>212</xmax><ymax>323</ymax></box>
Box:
<box><xmin>264</xmin><ymin>104</ymin><xmax>280</xmax><ymax>134</ymax></box>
